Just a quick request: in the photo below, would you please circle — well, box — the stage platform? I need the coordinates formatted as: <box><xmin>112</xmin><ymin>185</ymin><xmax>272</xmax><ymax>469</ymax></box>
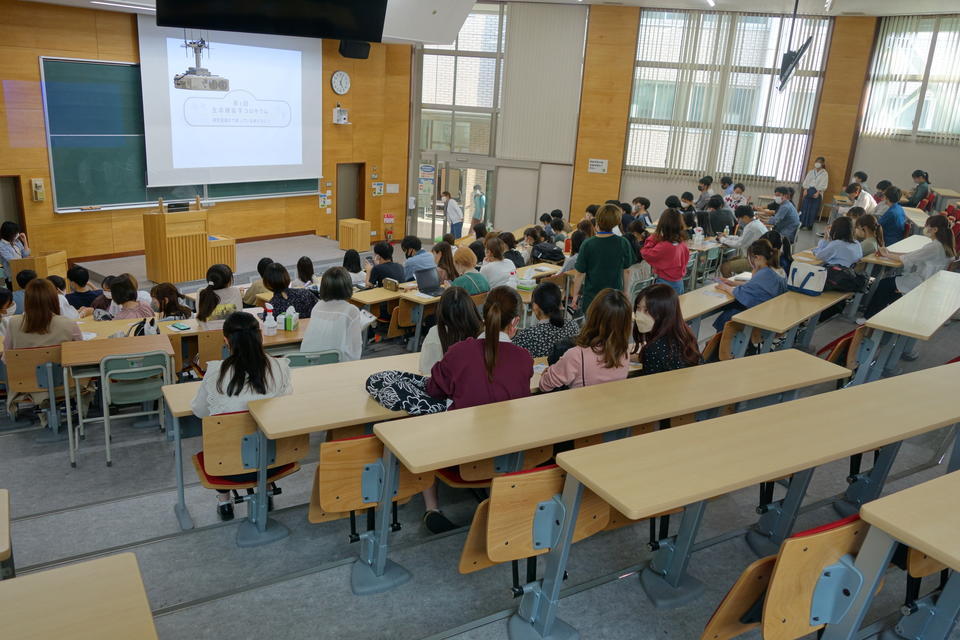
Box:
<box><xmin>78</xmin><ymin>234</ymin><xmax>374</xmax><ymax>293</ymax></box>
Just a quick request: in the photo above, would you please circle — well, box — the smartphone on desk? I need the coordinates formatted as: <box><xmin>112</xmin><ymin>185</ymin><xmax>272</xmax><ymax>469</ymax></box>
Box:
<box><xmin>170</xmin><ymin>322</ymin><xmax>191</xmax><ymax>331</ymax></box>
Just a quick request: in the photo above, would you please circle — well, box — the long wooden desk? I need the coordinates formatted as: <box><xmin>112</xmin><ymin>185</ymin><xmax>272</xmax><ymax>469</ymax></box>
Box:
<box><xmin>508</xmin><ymin>362</ymin><xmax>960</xmax><ymax>638</ymax></box>
<box><xmin>0</xmin><ymin>553</ymin><xmax>158</xmax><ymax>639</ymax></box>
<box><xmin>903</xmin><ymin>206</ymin><xmax>928</xmax><ymax>232</ymax></box>
<box><xmin>351</xmin><ymin>287</ymin><xmax>401</xmax><ymax>308</ymax></box>
<box><xmin>355</xmin><ymin>351</ymin><xmax>850</xmax><ymax>595</ymax></box>
<box><xmin>0</xmin><ymin>489</ymin><xmax>10</xmax><ymax>579</ymax></box>
<box><xmin>822</xmin><ymin>471</ymin><xmax>960</xmax><ymax>640</ymax></box>
<box><xmin>679</xmin><ymin>284</ymin><xmax>733</xmax><ymax>335</ymax></box>
<box><xmin>731</xmin><ymin>291</ymin><xmax>851</xmax><ymax>357</ymax></box>
<box><xmin>844</xmin><ymin>234</ymin><xmax>932</xmax><ymax>321</ymax></box>
<box><xmin>934</xmin><ymin>187</ymin><xmax>960</xmax><ymax>212</ymax></box>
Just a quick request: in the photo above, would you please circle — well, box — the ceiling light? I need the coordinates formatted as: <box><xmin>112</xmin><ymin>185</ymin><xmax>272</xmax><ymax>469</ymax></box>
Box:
<box><xmin>705</xmin><ymin>0</ymin><xmax>716</xmax><ymax>6</ymax></box>
<box><xmin>824</xmin><ymin>0</ymin><xmax>833</xmax><ymax>10</ymax></box>
<box><xmin>90</xmin><ymin>1</ymin><xmax>156</xmax><ymax>10</ymax></box>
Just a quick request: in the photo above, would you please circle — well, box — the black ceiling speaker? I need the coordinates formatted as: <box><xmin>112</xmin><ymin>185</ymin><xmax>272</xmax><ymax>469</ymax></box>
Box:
<box><xmin>339</xmin><ymin>40</ymin><xmax>371</xmax><ymax>60</ymax></box>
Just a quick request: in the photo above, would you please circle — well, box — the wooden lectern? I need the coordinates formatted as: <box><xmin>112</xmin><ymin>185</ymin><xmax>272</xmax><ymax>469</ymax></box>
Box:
<box><xmin>143</xmin><ymin>197</ymin><xmax>236</xmax><ymax>284</ymax></box>
<box><xmin>9</xmin><ymin>250</ymin><xmax>67</xmax><ymax>290</ymax></box>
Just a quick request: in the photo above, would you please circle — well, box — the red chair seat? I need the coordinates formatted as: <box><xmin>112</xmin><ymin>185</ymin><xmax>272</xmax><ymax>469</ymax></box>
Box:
<box><xmin>193</xmin><ymin>451</ymin><xmax>297</xmax><ymax>488</ymax></box>
<box><xmin>436</xmin><ymin>466</ymin><xmax>494</xmax><ymax>487</ymax></box>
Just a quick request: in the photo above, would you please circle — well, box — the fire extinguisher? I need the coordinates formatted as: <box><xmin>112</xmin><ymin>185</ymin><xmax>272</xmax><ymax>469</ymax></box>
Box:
<box><xmin>385</xmin><ymin>226</ymin><xmax>393</xmax><ymax>242</ymax></box>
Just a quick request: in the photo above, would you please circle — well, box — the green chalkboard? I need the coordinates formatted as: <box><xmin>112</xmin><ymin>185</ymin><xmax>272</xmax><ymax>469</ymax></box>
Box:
<box><xmin>42</xmin><ymin>59</ymin><xmax>318</xmax><ymax>211</ymax></box>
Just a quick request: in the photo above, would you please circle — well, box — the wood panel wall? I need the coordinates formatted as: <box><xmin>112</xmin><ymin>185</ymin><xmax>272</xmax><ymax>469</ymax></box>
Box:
<box><xmin>807</xmin><ymin>16</ymin><xmax>878</xmax><ymax>200</ymax></box>
<box><xmin>0</xmin><ymin>0</ymin><xmax>410</xmax><ymax>260</ymax></box>
<box><xmin>568</xmin><ymin>5</ymin><xmax>640</xmax><ymax>222</ymax></box>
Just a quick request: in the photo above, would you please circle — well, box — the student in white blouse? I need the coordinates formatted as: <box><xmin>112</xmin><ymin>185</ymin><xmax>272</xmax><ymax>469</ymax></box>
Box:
<box><xmin>800</xmin><ymin>156</ymin><xmax>829</xmax><ymax>230</ymax></box>
<box><xmin>0</xmin><ymin>222</ymin><xmax>30</xmax><ymax>288</ymax></box>
<box><xmin>479</xmin><ymin>238</ymin><xmax>518</xmax><ymax>289</ymax></box>
<box><xmin>191</xmin><ymin>312</ymin><xmax>293</xmax><ymax>520</ymax></box>
<box><xmin>300</xmin><ymin>267</ymin><xmax>374</xmax><ymax>362</ymax></box>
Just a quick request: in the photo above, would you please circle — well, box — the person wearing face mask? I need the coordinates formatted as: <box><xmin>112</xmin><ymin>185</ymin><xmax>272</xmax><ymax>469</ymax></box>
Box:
<box><xmin>863</xmin><ymin>215</ymin><xmax>956</xmax><ymax>320</ymax></box>
<box><xmin>761</xmin><ymin>186</ymin><xmax>800</xmax><ymax>242</ymax></box>
<box><xmin>471</xmin><ymin>184</ymin><xmax>486</xmax><ymax>228</ymax></box>
<box><xmin>800</xmin><ymin>156</ymin><xmax>829</xmax><ymax>230</ymax></box>
<box><xmin>400</xmin><ymin>235</ymin><xmax>435</xmax><ymax>282</ymax></box>
<box><xmin>877</xmin><ymin>185</ymin><xmax>907</xmax><ymax>247</ymax></box>
<box><xmin>713</xmin><ymin>240</ymin><xmax>787</xmax><ymax>332</ymax></box>
<box><xmin>694</xmin><ymin>176</ymin><xmax>715</xmax><ymax>210</ymax></box>
<box><xmin>632</xmin><ymin>284</ymin><xmax>701</xmax><ymax>375</ymax></box>
<box><xmin>0</xmin><ymin>287</ymin><xmax>14</xmax><ymax>341</ymax></box>
<box><xmin>150</xmin><ymin>282</ymin><xmax>193</xmax><ymax>320</ymax></box>
<box><xmin>442</xmin><ymin>190</ymin><xmax>464</xmax><ymax>239</ymax></box>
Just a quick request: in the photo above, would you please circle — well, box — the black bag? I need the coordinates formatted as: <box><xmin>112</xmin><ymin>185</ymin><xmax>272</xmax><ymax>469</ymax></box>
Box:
<box><xmin>823</xmin><ymin>264</ymin><xmax>868</xmax><ymax>293</ymax></box>
<box><xmin>127</xmin><ymin>317</ymin><xmax>158</xmax><ymax>336</ymax></box>
<box><xmin>365</xmin><ymin>371</ymin><xmax>448</xmax><ymax>415</ymax></box>
<box><xmin>531</xmin><ymin>242</ymin><xmax>565</xmax><ymax>264</ymax></box>
<box><xmin>547</xmin><ymin>337</ymin><xmax>576</xmax><ymax>365</ymax></box>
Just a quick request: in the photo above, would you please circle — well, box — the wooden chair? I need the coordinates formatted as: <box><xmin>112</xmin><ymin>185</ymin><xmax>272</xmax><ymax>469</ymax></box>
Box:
<box><xmin>0</xmin><ymin>489</ymin><xmax>12</xmax><ymax>580</ymax></box>
<box><xmin>194</xmin><ymin>329</ymin><xmax>227</xmax><ymax>375</ymax></box>
<box><xmin>308</xmin><ymin>434</ymin><xmax>433</xmax><ymax>539</ymax></box>
<box><xmin>458</xmin><ymin>465</ymin><xmax>609</xmax><ymax>586</ymax></box>
<box><xmin>5</xmin><ymin>346</ymin><xmax>65</xmax><ymax>434</ymax></box>
<box><xmin>192</xmin><ymin>412</ymin><xmax>308</xmax><ymax>510</ymax></box>
<box><xmin>436</xmin><ymin>445</ymin><xmax>554</xmax><ymax>488</ymax></box>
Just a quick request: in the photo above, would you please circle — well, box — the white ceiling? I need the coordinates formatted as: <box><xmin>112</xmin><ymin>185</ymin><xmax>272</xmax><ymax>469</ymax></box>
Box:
<box><xmin>22</xmin><ymin>0</ymin><xmax>958</xmax><ymax>22</ymax></box>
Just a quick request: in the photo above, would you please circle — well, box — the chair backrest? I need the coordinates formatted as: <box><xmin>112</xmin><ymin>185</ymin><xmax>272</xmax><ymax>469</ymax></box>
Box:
<box><xmin>316</xmin><ymin>434</ymin><xmax>433</xmax><ymax>513</ymax></box>
<box><xmin>101</xmin><ymin>351</ymin><xmax>170</xmax><ymax>405</ymax></box>
<box><xmin>458</xmin><ymin>445</ymin><xmax>553</xmax><ymax>481</ymax></box>
<box><xmin>197</xmin><ymin>329</ymin><xmax>227</xmax><ymax>374</ymax></box>
<box><xmin>286</xmin><ymin>351</ymin><xmax>340</xmax><ymax>368</ymax></box>
<box><xmin>5</xmin><ymin>346</ymin><xmax>62</xmax><ymax>395</ymax></box>
<box><xmin>201</xmin><ymin>411</ymin><xmax>309</xmax><ymax>476</ymax></box>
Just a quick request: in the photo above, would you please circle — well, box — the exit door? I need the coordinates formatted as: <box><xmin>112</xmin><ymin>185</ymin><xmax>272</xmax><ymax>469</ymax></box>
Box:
<box><xmin>336</xmin><ymin>163</ymin><xmax>365</xmax><ymax>222</ymax></box>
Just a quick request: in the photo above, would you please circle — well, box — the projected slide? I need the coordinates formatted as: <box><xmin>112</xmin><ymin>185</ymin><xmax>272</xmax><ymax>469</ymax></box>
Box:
<box><xmin>166</xmin><ymin>38</ymin><xmax>301</xmax><ymax>169</ymax></box>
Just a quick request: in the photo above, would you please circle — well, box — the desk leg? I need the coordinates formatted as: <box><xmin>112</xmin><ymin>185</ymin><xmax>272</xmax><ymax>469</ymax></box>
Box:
<box><xmin>868</xmin><ymin>331</ymin><xmax>901</xmax><ymax>383</ymax></box>
<box><xmin>640</xmin><ymin>500</ymin><xmax>707</xmax><ymax>608</ymax></box>
<box><xmin>508</xmin><ymin>475</ymin><xmax>583</xmax><ymax>640</ymax></box>
<box><xmin>797</xmin><ymin>312</ymin><xmax>821</xmax><ymax>352</ymax></box>
<box><xmin>64</xmin><ymin>365</ymin><xmax>75</xmax><ymax>467</ymax></box>
<box><xmin>757</xmin><ymin>330</ymin><xmax>777</xmax><ymax>354</ymax></box>
<box><xmin>821</xmin><ymin>527</ymin><xmax>897</xmax><ymax>640</ymax></box>
<box><xmin>730</xmin><ymin>326</ymin><xmax>753</xmax><ymax>359</ymax></box>
<box><xmin>352</xmin><ymin>449</ymin><xmax>411</xmax><ymax>595</ymax></box>
<box><xmin>235</xmin><ymin>431</ymin><xmax>289</xmax><ymax>547</ymax></box>
<box><xmin>409</xmin><ymin>305</ymin><xmax>424</xmax><ymax>353</ymax></box>
<box><xmin>947</xmin><ymin>426</ymin><xmax>960</xmax><ymax>473</ymax></box>
<box><xmin>170</xmin><ymin>412</ymin><xmax>194</xmax><ymax>531</ymax></box>
<box><xmin>845</xmin><ymin>263</ymin><xmax>877</xmax><ymax>321</ymax></box>
<box><xmin>834</xmin><ymin>441</ymin><xmax>902</xmax><ymax>518</ymax></box>
<box><xmin>882</xmin><ymin>336</ymin><xmax>916</xmax><ymax>377</ymax></box>
<box><xmin>746</xmin><ymin>467</ymin><xmax>814</xmax><ymax>557</ymax></box>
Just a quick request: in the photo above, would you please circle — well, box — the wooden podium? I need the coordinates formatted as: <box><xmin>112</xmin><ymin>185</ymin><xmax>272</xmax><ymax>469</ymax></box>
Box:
<box><xmin>10</xmin><ymin>250</ymin><xmax>67</xmax><ymax>290</ymax></box>
<box><xmin>143</xmin><ymin>198</ymin><xmax>236</xmax><ymax>284</ymax></box>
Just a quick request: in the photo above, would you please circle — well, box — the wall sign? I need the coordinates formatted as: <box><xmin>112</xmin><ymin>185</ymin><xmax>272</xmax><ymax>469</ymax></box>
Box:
<box><xmin>587</xmin><ymin>159</ymin><xmax>608</xmax><ymax>174</ymax></box>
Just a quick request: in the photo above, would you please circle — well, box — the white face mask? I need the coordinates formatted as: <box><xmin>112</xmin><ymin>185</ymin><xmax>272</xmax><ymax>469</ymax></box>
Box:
<box><xmin>442</xmin><ymin>196</ymin><xmax>449</xmax><ymax>203</ymax></box>
<box><xmin>774</xmin><ymin>196</ymin><xmax>784</xmax><ymax>204</ymax></box>
<box><xmin>634</xmin><ymin>310</ymin><xmax>655</xmax><ymax>334</ymax></box>
<box><xmin>814</xmin><ymin>162</ymin><xmax>823</xmax><ymax>169</ymax></box>
<box><xmin>924</xmin><ymin>227</ymin><xmax>936</xmax><ymax>238</ymax></box>
<box><xmin>103</xmin><ymin>291</ymin><xmax>113</xmax><ymax>300</ymax></box>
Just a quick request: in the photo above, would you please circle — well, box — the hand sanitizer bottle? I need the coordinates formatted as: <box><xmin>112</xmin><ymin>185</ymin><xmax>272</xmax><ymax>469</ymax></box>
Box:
<box><xmin>263</xmin><ymin>304</ymin><xmax>277</xmax><ymax>336</ymax></box>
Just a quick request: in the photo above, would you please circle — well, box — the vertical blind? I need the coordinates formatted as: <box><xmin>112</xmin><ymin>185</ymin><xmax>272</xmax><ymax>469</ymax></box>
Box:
<box><xmin>862</xmin><ymin>15</ymin><xmax>960</xmax><ymax>145</ymax></box>
<box><xmin>624</xmin><ymin>10</ymin><xmax>831</xmax><ymax>183</ymax></box>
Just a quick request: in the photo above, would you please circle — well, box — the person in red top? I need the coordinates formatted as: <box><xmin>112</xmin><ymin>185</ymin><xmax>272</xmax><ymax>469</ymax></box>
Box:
<box><xmin>641</xmin><ymin>208</ymin><xmax>691</xmax><ymax>294</ymax></box>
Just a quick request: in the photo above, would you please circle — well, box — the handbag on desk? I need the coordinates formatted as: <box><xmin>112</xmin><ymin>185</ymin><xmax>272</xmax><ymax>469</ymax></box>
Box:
<box><xmin>787</xmin><ymin>263</ymin><xmax>826</xmax><ymax>296</ymax></box>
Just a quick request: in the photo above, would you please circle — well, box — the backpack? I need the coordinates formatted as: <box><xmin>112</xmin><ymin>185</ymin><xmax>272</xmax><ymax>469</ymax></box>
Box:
<box><xmin>787</xmin><ymin>263</ymin><xmax>827</xmax><ymax>296</ymax></box>
<box><xmin>531</xmin><ymin>242</ymin><xmax>565</xmax><ymax>264</ymax></box>
<box><xmin>823</xmin><ymin>264</ymin><xmax>868</xmax><ymax>293</ymax></box>
<box><xmin>128</xmin><ymin>317</ymin><xmax>159</xmax><ymax>336</ymax></box>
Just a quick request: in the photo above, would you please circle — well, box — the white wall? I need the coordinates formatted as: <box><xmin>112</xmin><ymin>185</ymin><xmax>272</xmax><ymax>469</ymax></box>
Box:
<box><xmin>497</xmin><ymin>3</ymin><xmax>587</xmax><ymax>164</ymax></box>
<box><xmin>494</xmin><ymin>167</ymin><xmax>540</xmax><ymax>232</ymax></box>
<box><xmin>536</xmin><ymin>164</ymin><xmax>573</xmax><ymax>217</ymax></box>
<box><xmin>852</xmin><ymin>137</ymin><xmax>960</xmax><ymax>194</ymax></box>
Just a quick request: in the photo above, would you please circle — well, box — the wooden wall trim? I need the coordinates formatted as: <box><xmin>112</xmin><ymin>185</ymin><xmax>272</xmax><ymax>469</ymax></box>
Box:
<box><xmin>568</xmin><ymin>5</ymin><xmax>641</xmax><ymax>222</ymax></box>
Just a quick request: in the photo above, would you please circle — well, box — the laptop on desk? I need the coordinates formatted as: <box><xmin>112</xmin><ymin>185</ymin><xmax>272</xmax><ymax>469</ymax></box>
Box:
<box><xmin>414</xmin><ymin>267</ymin><xmax>444</xmax><ymax>297</ymax></box>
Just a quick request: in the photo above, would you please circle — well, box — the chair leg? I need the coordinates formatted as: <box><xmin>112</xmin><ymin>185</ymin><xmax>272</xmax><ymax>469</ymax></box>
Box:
<box><xmin>103</xmin><ymin>405</ymin><xmax>112</xmax><ymax>467</ymax></box>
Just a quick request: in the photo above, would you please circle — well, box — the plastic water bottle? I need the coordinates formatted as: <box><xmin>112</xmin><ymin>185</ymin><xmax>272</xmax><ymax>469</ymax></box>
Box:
<box><xmin>263</xmin><ymin>305</ymin><xmax>277</xmax><ymax>336</ymax></box>
<box><xmin>723</xmin><ymin>225</ymin><xmax>730</xmax><ymax>237</ymax></box>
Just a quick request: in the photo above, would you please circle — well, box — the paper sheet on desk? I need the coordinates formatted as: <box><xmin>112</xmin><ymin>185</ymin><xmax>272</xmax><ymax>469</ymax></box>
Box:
<box><xmin>703</xmin><ymin>290</ymin><xmax>729</xmax><ymax>299</ymax></box>
<box><xmin>412</xmin><ymin>292</ymin><xmax>436</xmax><ymax>300</ymax></box>
<box><xmin>81</xmin><ymin>331</ymin><xmax>97</xmax><ymax>341</ymax></box>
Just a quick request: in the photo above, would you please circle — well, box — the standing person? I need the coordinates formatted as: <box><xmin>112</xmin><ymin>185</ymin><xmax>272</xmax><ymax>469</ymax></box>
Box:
<box><xmin>878</xmin><ymin>186</ymin><xmax>907</xmax><ymax>247</ymax></box>
<box><xmin>400</xmin><ymin>235</ymin><xmax>434</xmax><ymax>282</ymax></box>
<box><xmin>243</xmin><ymin>257</ymin><xmax>275</xmax><ymax>307</ymax></box>
<box><xmin>263</xmin><ymin>262</ymin><xmax>316</xmax><ymax>318</ymax></box>
<box><xmin>813</xmin><ymin>217</ymin><xmax>863</xmax><ymax>267</ymax></box>
<box><xmin>191</xmin><ymin>312</ymin><xmax>293</xmax><ymax>520</ymax></box>
<box><xmin>800</xmin><ymin>156</ymin><xmax>828</xmax><ymax>230</ymax></box>
<box><xmin>197</xmin><ymin>264</ymin><xmax>244</xmax><ymax>323</ymax></box>
<box><xmin>539</xmin><ymin>288</ymin><xmax>632</xmax><ymax>391</ymax></box>
<box><xmin>364</xmin><ymin>241</ymin><xmax>404</xmax><ymax>287</ymax></box>
<box><xmin>641</xmin><ymin>209</ymin><xmax>690</xmax><ymax>294</ymax></box>
<box><xmin>431</xmin><ymin>241</ymin><xmax>458</xmax><ymax>284</ymax></box>
<box><xmin>0</xmin><ymin>222</ymin><xmax>29</xmax><ymax>289</ymax></box>
<box><xmin>713</xmin><ymin>240</ymin><xmax>787</xmax><ymax>332</ymax></box>
<box><xmin>450</xmin><ymin>247</ymin><xmax>490</xmax><ymax>295</ymax></box>
<box><xmin>570</xmin><ymin>203</ymin><xmax>635</xmax><ymax>313</ymax></box>
<box><xmin>761</xmin><ymin>186</ymin><xmax>800</xmax><ymax>243</ymax></box>
<box><xmin>442</xmin><ymin>191</ymin><xmax>464</xmax><ymax>239</ymax></box>
<box><xmin>864</xmin><ymin>215</ymin><xmax>955</xmax><ymax>319</ymax></box>
<box><xmin>632</xmin><ymin>284</ymin><xmax>701</xmax><ymax>375</ymax></box>
<box><xmin>904</xmin><ymin>170</ymin><xmax>932</xmax><ymax>208</ymax></box>
<box><xmin>855</xmin><ymin>214</ymin><xmax>884</xmax><ymax>257</ymax></box>
<box><xmin>513</xmin><ymin>281</ymin><xmax>580</xmax><ymax>358</ymax></box>
<box><xmin>695</xmin><ymin>176</ymin><xmax>715</xmax><ymax>210</ymax></box>
<box><xmin>301</xmin><ymin>267</ymin><xmax>372</xmax><ymax>362</ymax></box>
<box><xmin>471</xmin><ymin>184</ymin><xmax>486</xmax><ymax>228</ymax></box>
<box><xmin>479</xmin><ymin>238</ymin><xmax>518</xmax><ymax>289</ymax></box>
<box><xmin>719</xmin><ymin>206</ymin><xmax>768</xmax><ymax>276</ymax></box>
<box><xmin>720</xmin><ymin>176</ymin><xmax>734</xmax><ymax>196</ymax></box>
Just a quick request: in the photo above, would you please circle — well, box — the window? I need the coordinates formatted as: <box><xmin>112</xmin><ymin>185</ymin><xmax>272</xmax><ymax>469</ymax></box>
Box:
<box><xmin>625</xmin><ymin>10</ymin><xmax>831</xmax><ymax>183</ymax></box>
<box><xmin>862</xmin><ymin>15</ymin><xmax>960</xmax><ymax>144</ymax></box>
<box><xmin>419</xmin><ymin>3</ymin><xmax>507</xmax><ymax>155</ymax></box>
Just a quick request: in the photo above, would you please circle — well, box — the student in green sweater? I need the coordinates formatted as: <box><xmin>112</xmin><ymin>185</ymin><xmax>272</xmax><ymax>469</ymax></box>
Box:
<box><xmin>450</xmin><ymin>246</ymin><xmax>490</xmax><ymax>295</ymax></box>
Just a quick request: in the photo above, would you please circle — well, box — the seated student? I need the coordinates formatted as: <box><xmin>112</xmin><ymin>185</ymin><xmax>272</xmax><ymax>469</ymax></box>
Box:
<box><xmin>878</xmin><ymin>186</ymin><xmax>907</xmax><ymax>247</ymax></box>
<box><xmin>845</xmin><ymin>205</ymin><xmax>866</xmax><ymax>222</ymax></box>
<box><xmin>293</xmin><ymin>256</ymin><xmax>318</xmax><ymax>288</ymax></box>
<box><xmin>641</xmin><ymin>209</ymin><xmax>690</xmax><ymax>294</ymax></box>
<box><xmin>632</xmin><ymin>197</ymin><xmax>654</xmax><ymax>228</ymax></box>
<box><xmin>519</xmin><ymin>226</ymin><xmax>541</xmax><ymax>264</ymax></box>
<box><xmin>0</xmin><ymin>221</ymin><xmax>29</xmax><ymax>289</ymax></box>
<box><xmin>340</xmin><ymin>251</ymin><xmax>366</xmax><ymax>288</ymax></box>
<box><xmin>577</xmin><ymin>217</ymin><xmax>596</xmax><ymax>238</ymax></box>
<box><xmin>300</xmin><ymin>267</ymin><xmax>370</xmax><ymax>362</ymax></box>
<box><xmin>632</xmin><ymin>284</ymin><xmax>700</xmax><ymax>375</ymax></box>
<box><xmin>472</xmin><ymin>222</ymin><xmax>488</xmax><ymax>240</ymax></box>
<box><xmin>677</xmin><ymin>192</ymin><xmax>697</xmax><ymax>229</ymax></box>
<box><xmin>529</xmin><ymin>230</ymin><xmax>566</xmax><ymax>265</ymax></box>
<box><xmin>813</xmin><ymin>217</ymin><xmax>863</xmax><ymax>267</ymax></box>
<box><xmin>498</xmin><ymin>232</ymin><xmax>526</xmax><ymax>269</ymax></box>
<box><xmin>864</xmin><ymin>215</ymin><xmax>956</xmax><ymax>319</ymax></box>
<box><xmin>191</xmin><ymin>311</ymin><xmax>293</xmax><ymax>520</ymax></box>
<box><xmin>540</xmin><ymin>288</ymin><xmax>631</xmax><ymax>391</ymax></box>
<box><xmin>626</xmin><ymin>220</ymin><xmax>653</xmax><ymax>280</ymax></box>
<box><xmin>513</xmin><ymin>281</ymin><xmax>579</xmax><ymax>358</ymax></box>
<box><xmin>11</xmin><ymin>269</ymin><xmax>34</xmax><ymax>314</ymax></box>
<box><xmin>843</xmin><ymin>182</ymin><xmax>876</xmax><ymax>216</ymax></box>
<box><xmin>0</xmin><ymin>288</ymin><xmax>13</xmax><ymax>341</ymax></box>
<box><xmin>84</xmin><ymin>274</ymin><xmax>115</xmax><ymax>317</ymax></box>
<box><xmin>442</xmin><ymin>232</ymin><xmax>457</xmax><ymax>246</ymax></box>
<box><xmin>695</xmin><ymin>176</ymin><xmax>715</xmax><ymax>209</ymax></box>
<box><xmin>619</xmin><ymin>202</ymin><xmax>636</xmax><ymax>235</ymax></box>
<box><xmin>150</xmin><ymin>283</ymin><xmax>192</xmax><ymax>320</ymax></box>
<box><xmin>65</xmin><ymin>265</ymin><xmax>102</xmax><ymax>310</ymax></box>
<box><xmin>904</xmin><ymin>169</ymin><xmax>932</xmax><ymax>208</ymax></box>
<box><xmin>583</xmin><ymin>203</ymin><xmax>599</xmax><ymax>222</ymax></box>
<box><xmin>720</xmin><ymin>176</ymin><xmax>734</xmax><ymax>196</ymax></box>
<box><xmin>760</xmin><ymin>186</ymin><xmax>800</xmax><ymax>243</ymax></box>
<box><xmin>400</xmin><ymin>235</ymin><xmax>434</xmax><ymax>282</ymax></box>
<box><xmin>110</xmin><ymin>276</ymin><xmax>155</xmax><ymax>320</ymax></box>
<box><xmin>264</xmin><ymin>262</ymin><xmax>316</xmax><ymax>318</ymax></box>
<box><xmin>468</xmin><ymin>239</ymin><xmax>486</xmax><ymax>265</ymax></box>
<box><xmin>550</xmin><ymin>218</ymin><xmax>567</xmax><ymax>244</ymax></box>
<box><xmin>758</xmin><ymin>230</ymin><xmax>791</xmax><ymax>276</ymax></box>
<box><xmin>197</xmin><ymin>264</ymin><xmax>244</xmax><ymax>324</ymax></box>
<box><xmin>426</xmin><ymin>286</ymin><xmax>533</xmax><ymax>410</ymax></box>
<box><xmin>562</xmin><ymin>230</ymin><xmax>587</xmax><ymax>273</ymax></box>
<box><xmin>44</xmin><ymin>275</ymin><xmax>79</xmax><ymax>320</ymax></box>
<box><xmin>429</xmin><ymin>241</ymin><xmax>457</xmax><ymax>284</ymax></box>
<box><xmin>4</xmin><ymin>278</ymin><xmax>82</xmax><ymax>351</ymax></box>
<box><xmin>539</xmin><ymin>213</ymin><xmax>556</xmax><ymax>241</ymax></box>
<box><xmin>551</xmin><ymin>209</ymin><xmax>573</xmax><ymax>233</ymax></box>
<box><xmin>725</xmin><ymin>183</ymin><xmax>749</xmax><ymax>210</ymax></box>
<box><xmin>853</xmin><ymin>170</ymin><xmax>868</xmax><ymax>186</ymax></box>
<box><xmin>706</xmin><ymin>194</ymin><xmax>737</xmax><ymax>235</ymax></box>
<box><xmin>719</xmin><ymin>205</ymin><xmax>768</xmax><ymax>276</ymax></box>
<box><xmin>450</xmin><ymin>247</ymin><xmax>490</xmax><ymax>294</ymax></box>
<box><xmin>365</xmin><ymin>241</ymin><xmax>404</xmax><ymax>287</ymax></box>
<box><xmin>855</xmin><ymin>214</ymin><xmax>884</xmax><ymax>257</ymax></box>
<box><xmin>480</xmin><ymin>238</ymin><xmax>518</xmax><ymax>288</ymax></box>
<box><xmin>873</xmin><ymin>179</ymin><xmax>893</xmax><ymax>209</ymax></box>
<box><xmin>419</xmin><ymin>286</ymin><xmax>482</xmax><ymax>375</ymax></box>
<box><xmin>713</xmin><ymin>240</ymin><xmax>787</xmax><ymax>332</ymax></box>
<box><xmin>243</xmin><ymin>258</ymin><xmax>275</xmax><ymax>307</ymax></box>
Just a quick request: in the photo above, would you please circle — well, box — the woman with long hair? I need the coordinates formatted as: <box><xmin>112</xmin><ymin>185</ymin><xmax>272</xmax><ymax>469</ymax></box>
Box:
<box><xmin>513</xmin><ymin>281</ymin><xmax>579</xmax><ymax>358</ymax></box>
<box><xmin>431</xmin><ymin>241</ymin><xmax>458</xmax><ymax>284</ymax></box>
<box><xmin>813</xmin><ymin>216</ymin><xmax>863</xmax><ymax>268</ymax></box>
<box><xmin>419</xmin><ymin>286</ymin><xmax>483</xmax><ymax>375</ymax></box>
<box><xmin>264</xmin><ymin>262</ymin><xmax>316</xmax><ymax>318</ymax></box>
<box><xmin>632</xmin><ymin>284</ymin><xmax>700</xmax><ymax>375</ymax></box>
<box><xmin>197</xmin><ymin>264</ymin><xmax>243</xmax><ymax>323</ymax></box>
<box><xmin>713</xmin><ymin>240</ymin><xmax>788</xmax><ymax>332</ymax></box>
<box><xmin>4</xmin><ymin>278</ymin><xmax>81</xmax><ymax>350</ymax></box>
<box><xmin>855</xmin><ymin>214</ymin><xmax>884</xmax><ymax>256</ymax></box>
<box><xmin>191</xmin><ymin>311</ymin><xmax>293</xmax><ymax>520</ymax></box>
<box><xmin>150</xmin><ymin>283</ymin><xmax>192</xmax><ymax>320</ymax></box>
<box><xmin>641</xmin><ymin>209</ymin><xmax>691</xmax><ymax>294</ymax></box>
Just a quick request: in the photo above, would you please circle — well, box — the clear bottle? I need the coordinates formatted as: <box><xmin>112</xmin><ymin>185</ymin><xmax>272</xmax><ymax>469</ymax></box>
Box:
<box><xmin>263</xmin><ymin>305</ymin><xmax>277</xmax><ymax>336</ymax></box>
<box><xmin>723</xmin><ymin>225</ymin><xmax>730</xmax><ymax>237</ymax></box>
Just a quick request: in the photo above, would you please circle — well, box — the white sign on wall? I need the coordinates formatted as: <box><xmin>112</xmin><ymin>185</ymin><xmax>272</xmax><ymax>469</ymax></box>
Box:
<box><xmin>587</xmin><ymin>158</ymin><xmax>608</xmax><ymax>174</ymax></box>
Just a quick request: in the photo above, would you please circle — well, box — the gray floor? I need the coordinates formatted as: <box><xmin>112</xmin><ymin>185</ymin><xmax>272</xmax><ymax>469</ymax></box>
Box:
<box><xmin>4</xmin><ymin>224</ymin><xmax>960</xmax><ymax>639</ymax></box>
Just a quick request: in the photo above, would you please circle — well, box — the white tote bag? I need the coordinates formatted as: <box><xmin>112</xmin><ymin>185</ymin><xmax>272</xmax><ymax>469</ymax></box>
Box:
<box><xmin>787</xmin><ymin>263</ymin><xmax>827</xmax><ymax>296</ymax></box>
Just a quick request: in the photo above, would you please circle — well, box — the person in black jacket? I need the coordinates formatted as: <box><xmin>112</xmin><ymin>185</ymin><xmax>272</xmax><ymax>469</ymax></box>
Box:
<box><xmin>499</xmin><ymin>232</ymin><xmax>526</xmax><ymax>269</ymax></box>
